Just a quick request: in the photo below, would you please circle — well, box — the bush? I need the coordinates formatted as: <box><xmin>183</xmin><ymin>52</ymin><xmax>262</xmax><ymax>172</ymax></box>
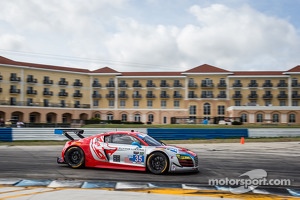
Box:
<box><xmin>232</xmin><ymin>121</ymin><xmax>243</xmax><ymax>125</ymax></box>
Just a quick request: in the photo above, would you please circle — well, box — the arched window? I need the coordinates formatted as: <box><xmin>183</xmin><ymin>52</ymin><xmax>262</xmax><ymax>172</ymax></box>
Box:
<box><xmin>289</xmin><ymin>114</ymin><xmax>296</xmax><ymax>123</ymax></box>
<box><xmin>121</xmin><ymin>114</ymin><xmax>127</xmax><ymax>122</ymax></box>
<box><xmin>203</xmin><ymin>103</ymin><xmax>210</xmax><ymax>115</ymax></box>
<box><xmin>134</xmin><ymin>114</ymin><xmax>141</xmax><ymax>122</ymax></box>
<box><xmin>95</xmin><ymin>113</ymin><xmax>101</xmax><ymax>119</ymax></box>
<box><xmin>241</xmin><ymin>113</ymin><xmax>247</xmax><ymax>122</ymax></box>
<box><xmin>272</xmin><ymin>114</ymin><xmax>279</xmax><ymax>122</ymax></box>
<box><xmin>148</xmin><ymin>114</ymin><xmax>154</xmax><ymax>122</ymax></box>
<box><xmin>256</xmin><ymin>113</ymin><xmax>263</xmax><ymax>122</ymax></box>
<box><xmin>107</xmin><ymin>114</ymin><xmax>113</xmax><ymax>121</ymax></box>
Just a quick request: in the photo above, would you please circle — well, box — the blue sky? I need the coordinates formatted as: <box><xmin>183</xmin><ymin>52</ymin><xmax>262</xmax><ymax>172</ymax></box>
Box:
<box><xmin>0</xmin><ymin>0</ymin><xmax>299</xmax><ymax>72</ymax></box>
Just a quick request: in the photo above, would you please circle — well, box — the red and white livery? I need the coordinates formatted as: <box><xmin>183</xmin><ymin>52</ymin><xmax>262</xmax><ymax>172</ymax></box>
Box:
<box><xmin>55</xmin><ymin>129</ymin><xmax>199</xmax><ymax>174</ymax></box>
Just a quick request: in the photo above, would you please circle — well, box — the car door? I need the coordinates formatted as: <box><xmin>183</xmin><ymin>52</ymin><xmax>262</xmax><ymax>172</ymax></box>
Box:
<box><xmin>105</xmin><ymin>134</ymin><xmax>146</xmax><ymax>166</ymax></box>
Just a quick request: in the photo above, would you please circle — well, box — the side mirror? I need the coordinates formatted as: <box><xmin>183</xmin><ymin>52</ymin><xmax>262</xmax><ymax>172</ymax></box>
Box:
<box><xmin>131</xmin><ymin>141</ymin><xmax>142</xmax><ymax>148</ymax></box>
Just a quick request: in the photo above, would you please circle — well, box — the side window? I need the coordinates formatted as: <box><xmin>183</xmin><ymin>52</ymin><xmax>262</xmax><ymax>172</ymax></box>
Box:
<box><xmin>104</xmin><ymin>135</ymin><xmax>112</xmax><ymax>143</ymax></box>
<box><xmin>112</xmin><ymin>134</ymin><xmax>139</xmax><ymax>145</ymax></box>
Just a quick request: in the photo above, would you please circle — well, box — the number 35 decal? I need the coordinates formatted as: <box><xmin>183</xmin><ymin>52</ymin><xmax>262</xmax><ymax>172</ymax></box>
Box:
<box><xmin>133</xmin><ymin>154</ymin><xmax>144</xmax><ymax>163</ymax></box>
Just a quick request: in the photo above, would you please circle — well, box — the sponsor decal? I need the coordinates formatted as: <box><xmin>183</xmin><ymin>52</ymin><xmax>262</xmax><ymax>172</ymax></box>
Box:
<box><xmin>132</xmin><ymin>154</ymin><xmax>144</xmax><ymax>163</ymax></box>
<box><xmin>113</xmin><ymin>155</ymin><xmax>120</xmax><ymax>162</ymax></box>
<box><xmin>167</xmin><ymin>148</ymin><xmax>178</xmax><ymax>153</ymax></box>
<box><xmin>124</xmin><ymin>154</ymin><xmax>144</xmax><ymax>164</ymax></box>
<box><xmin>124</xmin><ymin>155</ymin><xmax>133</xmax><ymax>163</ymax></box>
<box><xmin>90</xmin><ymin>138</ymin><xmax>117</xmax><ymax>161</ymax></box>
<box><xmin>171</xmin><ymin>164</ymin><xmax>176</xmax><ymax>171</ymax></box>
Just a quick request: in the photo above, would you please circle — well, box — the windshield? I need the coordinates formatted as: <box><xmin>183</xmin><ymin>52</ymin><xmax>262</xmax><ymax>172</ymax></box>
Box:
<box><xmin>137</xmin><ymin>134</ymin><xmax>164</xmax><ymax>146</ymax></box>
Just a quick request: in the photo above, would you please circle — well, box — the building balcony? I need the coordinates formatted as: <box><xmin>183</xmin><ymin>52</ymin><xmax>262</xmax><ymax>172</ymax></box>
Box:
<box><xmin>232</xmin><ymin>83</ymin><xmax>243</xmax><ymax>87</ymax></box>
<box><xmin>43</xmin><ymin>80</ymin><xmax>53</xmax><ymax>85</ymax></box>
<box><xmin>73</xmin><ymin>82</ymin><xmax>83</xmax><ymax>87</ymax></box>
<box><xmin>277</xmin><ymin>94</ymin><xmax>287</xmax><ymax>99</ymax></box>
<box><xmin>173</xmin><ymin>83</ymin><xmax>183</xmax><ymax>87</ymax></box>
<box><xmin>10</xmin><ymin>89</ymin><xmax>20</xmax><ymax>94</ymax></box>
<box><xmin>277</xmin><ymin>83</ymin><xmax>288</xmax><ymax>87</ymax></box>
<box><xmin>217</xmin><ymin>83</ymin><xmax>227</xmax><ymax>88</ymax></box>
<box><xmin>201</xmin><ymin>83</ymin><xmax>214</xmax><ymax>88</ymax></box>
<box><xmin>106</xmin><ymin>83</ymin><xmax>115</xmax><ymax>87</ymax></box>
<box><xmin>201</xmin><ymin>94</ymin><xmax>214</xmax><ymax>98</ymax></box>
<box><xmin>27</xmin><ymin>78</ymin><xmax>38</xmax><ymax>84</ymax></box>
<box><xmin>160</xmin><ymin>83</ymin><xmax>170</xmax><ymax>87</ymax></box>
<box><xmin>43</xmin><ymin>91</ymin><xmax>53</xmax><ymax>96</ymax></box>
<box><xmin>188</xmin><ymin>83</ymin><xmax>197</xmax><ymax>88</ymax></box>
<box><xmin>132</xmin><ymin>83</ymin><xmax>142</xmax><ymax>88</ymax></box>
<box><xmin>92</xmin><ymin>94</ymin><xmax>102</xmax><ymax>98</ymax></box>
<box><xmin>248</xmin><ymin>94</ymin><xmax>258</xmax><ymax>99</ymax></box>
<box><xmin>263</xmin><ymin>94</ymin><xmax>273</xmax><ymax>99</ymax></box>
<box><xmin>27</xmin><ymin>90</ymin><xmax>37</xmax><ymax>95</ymax></box>
<box><xmin>188</xmin><ymin>94</ymin><xmax>198</xmax><ymax>98</ymax></box>
<box><xmin>118</xmin><ymin>83</ymin><xmax>128</xmax><ymax>88</ymax></box>
<box><xmin>292</xmin><ymin>83</ymin><xmax>300</xmax><ymax>88</ymax></box>
<box><xmin>262</xmin><ymin>83</ymin><xmax>273</xmax><ymax>88</ymax></box>
<box><xmin>132</xmin><ymin>94</ymin><xmax>142</xmax><ymax>99</ymax></box>
<box><xmin>58</xmin><ymin>81</ymin><xmax>68</xmax><ymax>86</ymax></box>
<box><xmin>106</xmin><ymin>94</ymin><xmax>115</xmax><ymax>98</ymax></box>
<box><xmin>160</xmin><ymin>94</ymin><xmax>170</xmax><ymax>99</ymax></box>
<box><xmin>74</xmin><ymin>104</ymin><xmax>90</xmax><ymax>108</ymax></box>
<box><xmin>173</xmin><ymin>94</ymin><xmax>183</xmax><ymax>99</ymax></box>
<box><xmin>217</xmin><ymin>94</ymin><xmax>227</xmax><ymax>98</ymax></box>
<box><xmin>10</xmin><ymin>77</ymin><xmax>21</xmax><ymax>82</ymax></box>
<box><xmin>118</xmin><ymin>94</ymin><xmax>128</xmax><ymax>99</ymax></box>
<box><xmin>292</xmin><ymin>94</ymin><xmax>300</xmax><ymax>99</ymax></box>
<box><xmin>58</xmin><ymin>92</ymin><xmax>68</xmax><ymax>97</ymax></box>
<box><xmin>248</xmin><ymin>83</ymin><xmax>258</xmax><ymax>87</ymax></box>
<box><xmin>232</xmin><ymin>94</ymin><xmax>242</xmax><ymax>99</ymax></box>
<box><xmin>73</xmin><ymin>93</ymin><xmax>83</xmax><ymax>98</ymax></box>
<box><xmin>146</xmin><ymin>83</ymin><xmax>156</xmax><ymax>87</ymax></box>
<box><xmin>146</xmin><ymin>94</ymin><xmax>156</xmax><ymax>98</ymax></box>
<box><xmin>92</xmin><ymin>82</ymin><xmax>102</xmax><ymax>87</ymax></box>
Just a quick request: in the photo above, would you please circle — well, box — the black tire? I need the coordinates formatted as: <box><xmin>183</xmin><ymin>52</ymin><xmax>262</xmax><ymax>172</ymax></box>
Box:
<box><xmin>64</xmin><ymin>146</ymin><xmax>85</xmax><ymax>168</ymax></box>
<box><xmin>147</xmin><ymin>152</ymin><xmax>169</xmax><ymax>174</ymax></box>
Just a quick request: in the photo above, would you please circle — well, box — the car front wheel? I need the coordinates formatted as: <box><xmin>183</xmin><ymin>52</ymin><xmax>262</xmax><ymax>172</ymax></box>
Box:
<box><xmin>147</xmin><ymin>152</ymin><xmax>169</xmax><ymax>174</ymax></box>
<box><xmin>64</xmin><ymin>146</ymin><xmax>85</xmax><ymax>168</ymax></box>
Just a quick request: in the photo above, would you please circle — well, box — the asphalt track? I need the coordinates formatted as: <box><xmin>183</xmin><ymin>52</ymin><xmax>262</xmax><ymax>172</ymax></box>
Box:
<box><xmin>0</xmin><ymin>142</ymin><xmax>299</xmax><ymax>187</ymax></box>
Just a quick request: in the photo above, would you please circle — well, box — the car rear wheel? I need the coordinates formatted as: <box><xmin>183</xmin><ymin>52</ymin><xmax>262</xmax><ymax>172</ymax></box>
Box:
<box><xmin>147</xmin><ymin>152</ymin><xmax>169</xmax><ymax>174</ymax></box>
<box><xmin>64</xmin><ymin>146</ymin><xmax>85</xmax><ymax>168</ymax></box>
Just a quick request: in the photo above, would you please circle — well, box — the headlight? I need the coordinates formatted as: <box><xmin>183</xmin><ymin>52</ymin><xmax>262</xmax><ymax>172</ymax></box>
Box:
<box><xmin>176</xmin><ymin>154</ymin><xmax>192</xmax><ymax>160</ymax></box>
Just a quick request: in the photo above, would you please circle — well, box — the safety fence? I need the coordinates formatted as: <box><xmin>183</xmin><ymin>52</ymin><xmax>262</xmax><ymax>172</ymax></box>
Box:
<box><xmin>0</xmin><ymin>127</ymin><xmax>300</xmax><ymax>142</ymax></box>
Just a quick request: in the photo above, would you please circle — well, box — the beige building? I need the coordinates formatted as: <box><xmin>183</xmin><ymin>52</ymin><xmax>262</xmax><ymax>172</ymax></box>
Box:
<box><xmin>0</xmin><ymin>56</ymin><xmax>299</xmax><ymax>125</ymax></box>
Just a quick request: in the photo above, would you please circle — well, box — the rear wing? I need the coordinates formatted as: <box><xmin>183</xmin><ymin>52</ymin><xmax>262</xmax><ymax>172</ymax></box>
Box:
<box><xmin>54</xmin><ymin>129</ymin><xmax>85</xmax><ymax>140</ymax></box>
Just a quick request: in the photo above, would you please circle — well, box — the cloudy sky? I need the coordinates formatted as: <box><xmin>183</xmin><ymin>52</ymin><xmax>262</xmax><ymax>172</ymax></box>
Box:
<box><xmin>0</xmin><ymin>0</ymin><xmax>300</xmax><ymax>72</ymax></box>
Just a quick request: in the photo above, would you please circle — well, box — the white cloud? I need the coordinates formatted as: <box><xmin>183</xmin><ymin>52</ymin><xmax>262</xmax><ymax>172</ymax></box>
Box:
<box><xmin>0</xmin><ymin>34</ymin><xmax>25</xmax><ymax>50</ymax></box>
<box><xmin>0</xmin><ymin>1</ymin><xmax>299</xmax><ymax>71</ymax></box>
<box><xmin>176</xmin><ymin>4</ymin><xmax>300</xmax><ymax>70</ymax></box>
<box><xmin>103</xmin><ymin>3</ymin><xmax>300</xmax><ymax>71</ymax></box>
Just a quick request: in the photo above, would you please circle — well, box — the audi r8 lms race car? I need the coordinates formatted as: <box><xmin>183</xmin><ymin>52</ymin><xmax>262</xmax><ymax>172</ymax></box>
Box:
<box><xmin>55</xmin><ymin>129</ymin><xmax>199</xmax><ymax>174</ymax></box>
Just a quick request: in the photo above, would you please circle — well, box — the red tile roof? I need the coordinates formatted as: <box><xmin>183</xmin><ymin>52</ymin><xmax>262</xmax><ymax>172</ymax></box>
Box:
<box><xmin>184</xmin><ymin>64</ymin><xmax>230</xmax><ymax>73</ymax></box>
<box><xmin>232</xmin><ymin>71</ymin><xmax>284</xmax><ymax>76</ymax></box>
<box><xmin>0</xmin><ymin>56</ymin><xmax>90</xmax><ymax>73</ymax></box>
<box><xmin>286</xmin><ymin>65</ymin><xmax>300</xmax><ymax>72</ymax></box>
<box><xmin>0</xmin><ymin>56</ymin><xmax>298</xmax><ymax>76</ymax></box>
<box><xmin>92</xmin><ymin>67</ymin><xmax>120</xmax><ymax>73</ymax></box>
